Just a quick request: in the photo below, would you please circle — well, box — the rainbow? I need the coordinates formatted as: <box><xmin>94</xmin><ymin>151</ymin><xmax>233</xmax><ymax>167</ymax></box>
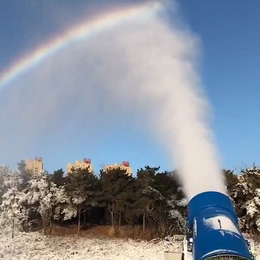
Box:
<box><xmin>0</xmin><ymin>2</ymin><xmax>163</xmax><ymax>89</ymax></box>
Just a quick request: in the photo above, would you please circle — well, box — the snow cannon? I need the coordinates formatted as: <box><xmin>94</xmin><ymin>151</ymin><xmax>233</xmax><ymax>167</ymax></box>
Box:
<box><xmin>187</xmin><ymin>191</ymin><xmax>252</xmax><ymax>260</ymax></box>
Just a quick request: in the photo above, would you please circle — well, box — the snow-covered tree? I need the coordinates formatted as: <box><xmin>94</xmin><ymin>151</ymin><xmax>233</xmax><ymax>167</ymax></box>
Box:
<box><xmin>0</xmin><ymin>169</ymin><xmax>28</xmax><ymax>238</ymax></box>
<box><xmin>232</xmin><ymin>166</ymin><xmax>260</xmax><ymax>234</ymax></box>
<box><xmin>0</xmin><ymin>165</ymin><xmax>9</xmax><ymax>176</ymax></box>
<box><xmin>168</xmin><ymin>195</ymin><xmax>188</xmax><ymax>234</ymax></box>
<box><xmin>0</xmin><ymin>165</ymin><xmax>9</xmax><ymax>204</ymax></box>
<box><xmin>22</xmin><ymin>173</ymin><xmax>70</xmax><ymax>234</ymax></box>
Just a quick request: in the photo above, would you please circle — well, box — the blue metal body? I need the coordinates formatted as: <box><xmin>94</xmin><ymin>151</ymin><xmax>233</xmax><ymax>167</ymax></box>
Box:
<box><xmin>187</xmin><ymin>191</ymin><xmax>252</xmax><ymax>260</ymax></box>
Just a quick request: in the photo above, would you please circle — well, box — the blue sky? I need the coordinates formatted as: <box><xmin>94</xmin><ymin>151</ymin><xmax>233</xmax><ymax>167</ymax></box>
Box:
<box><xmin>0</xmin><ymin>0</ymin><xmax>259</xmax><ymax>174</ymax></box>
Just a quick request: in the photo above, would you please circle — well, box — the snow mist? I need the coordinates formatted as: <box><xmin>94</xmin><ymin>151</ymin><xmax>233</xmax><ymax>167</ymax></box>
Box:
<box><xmin>0</xmin><ymin>1</ymin><xmax>226</xmax><ymax>200</ymax></box>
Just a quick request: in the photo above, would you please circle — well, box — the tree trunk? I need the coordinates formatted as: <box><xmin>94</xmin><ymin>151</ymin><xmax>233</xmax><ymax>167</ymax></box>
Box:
<box><xmin>41</xmin><ymin>213</ymin><xmax>47</xmax><ymax>235</ymax></box>
<box><xmin>49</xmin><ymin>208</ymin><xmax>53</xmax><ymax>234</ymax></box>
<box><xmin>119</xmin><ymin>212</ymin><xmax>121</xmax><ymax>226</ymax></box>
<box><xmin>77</xmin><ymin>207</ymin><xmax>81</xmax><ymax>233</ymax></box>
<box><xmin>12</xmin><ymin>216</ymin><xmax>15</xmax><ymax>239</ymax></box>
<box><xmin>111</xmin><ymin>210</ymin><xmax>114</xmax><ymax>227</ymax></box>
<box><xmin>143</xmin><ymin>212</ymin><xmax>146</xmax><ymax>233</ymax></box>
<box><xmin>108</xmin><ymin>203</ymin><xmax>114</xmax><ymax>227</ymax></box>
<box><xmin>84</xmin><ymin>210</ymin><xmax>86</xmax><ymax>225</ymax></box>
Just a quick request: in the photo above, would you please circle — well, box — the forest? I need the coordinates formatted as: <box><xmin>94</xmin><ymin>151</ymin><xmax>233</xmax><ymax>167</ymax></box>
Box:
<box><xmin>0</xmin><ymin>162</ymin><xmax>260</xmax><ymax>240</ymax></box>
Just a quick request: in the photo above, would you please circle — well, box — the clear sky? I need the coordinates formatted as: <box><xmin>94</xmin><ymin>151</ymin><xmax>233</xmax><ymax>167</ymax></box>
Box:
<box><xmin>0</xmin><ymin>0</ymin><xmax>259</xmax><ymax>175</ymax></box>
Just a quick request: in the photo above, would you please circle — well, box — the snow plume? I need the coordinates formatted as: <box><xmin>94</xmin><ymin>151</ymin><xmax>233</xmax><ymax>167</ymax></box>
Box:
<box><xmin>0</xmin><ymin>1</ymin><xmax>225</xmax><ymax>200</ymax></box>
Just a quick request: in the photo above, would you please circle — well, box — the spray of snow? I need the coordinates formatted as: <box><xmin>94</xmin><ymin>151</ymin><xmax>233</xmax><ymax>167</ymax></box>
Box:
<box><xmin>0</xmin><ymin>1</ymin><xmax>225</xmax><ymax>200</ymax></box>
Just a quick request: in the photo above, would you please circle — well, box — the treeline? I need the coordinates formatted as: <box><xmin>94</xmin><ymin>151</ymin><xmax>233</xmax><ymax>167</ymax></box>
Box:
<box><xmin>0</xmin><ymin>162</ymin><xmax>186</xmax><ymax>238</ymax></box>
<box><xmin>0</xmin><ymin>162</ymin><xmax>260</xmax><ymax>239</ymax></box>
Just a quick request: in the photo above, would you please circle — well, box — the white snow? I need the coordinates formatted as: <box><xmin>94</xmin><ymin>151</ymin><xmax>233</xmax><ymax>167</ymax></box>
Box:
<box><xmin>0</xmin><ymin>231</ymin><xmax>182</xmax><ymax>260</ymax></box>
<box><xmin>1</xmin><ymin>229</ymin><xmax>260</xmax><ymax>260</ymax></box>
<box><xmin>203</xmin><ymin>215</ymin><xmax>240</xmax><ymax>235</ymax></box>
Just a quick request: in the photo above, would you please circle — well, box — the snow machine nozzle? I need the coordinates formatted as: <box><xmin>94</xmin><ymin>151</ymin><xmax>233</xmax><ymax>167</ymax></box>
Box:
<box><xmin>187</xmin><ymin>191</ymin><xmax>253</xmax><ymax>260</ymax></box>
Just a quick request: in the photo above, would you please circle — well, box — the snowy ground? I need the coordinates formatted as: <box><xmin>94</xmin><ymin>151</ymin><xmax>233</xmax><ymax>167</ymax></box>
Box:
<box><xmin>0</xmin><ymin>231</ymin><xmax>182</xmax><ymax>260</ymax></box>
<box><xmin>1</xmin><ymin>231</ymin><xmax>260</xmax><ymax>260</ymax></box>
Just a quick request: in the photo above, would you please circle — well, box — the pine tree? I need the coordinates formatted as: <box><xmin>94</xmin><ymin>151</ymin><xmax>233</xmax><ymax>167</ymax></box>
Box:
<box><xmin>17</xmin><ymin>160</ymin><xmax>32</xmax><ymax>190</ymax></box>
<box><xmin>136</xmin><ymin>166</ymin><xmax>163</xmax><ymax>234</ymax></box>
<box><xmin>64</xmin><ymin>167</ymin><xmax>100</xmax><ymax>232</ymax></box>
<box><xmin>50</xmin><ymin>169</ymin><xmax>65</xmax><ymax>187</ymax></box>
<box><xmin>101</xmin><ymin>167</ymin><xmax>133</xmax><ymax>228</ymax></box>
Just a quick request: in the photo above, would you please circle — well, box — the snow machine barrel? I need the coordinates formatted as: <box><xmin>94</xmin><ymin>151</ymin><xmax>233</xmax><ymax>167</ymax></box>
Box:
<box><xmin>187</xmin><ymin>191</ymin><xmax>252</xmax><ymax>260</ymax></box>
